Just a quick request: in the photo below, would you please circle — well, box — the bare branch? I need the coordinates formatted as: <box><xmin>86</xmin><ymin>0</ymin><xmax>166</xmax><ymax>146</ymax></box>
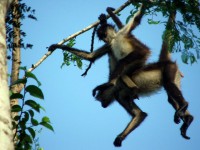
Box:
<box><xmin>27</xmin><ymin>0</ymin><xmax>132</xmax><ymax>72</ymax></box>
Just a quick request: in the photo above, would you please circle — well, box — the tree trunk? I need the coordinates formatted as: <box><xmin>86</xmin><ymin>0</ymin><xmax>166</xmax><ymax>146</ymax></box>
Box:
<box><xmin>0</xmin><ymin>0</ymin><xmax>14</xmax><ymax>150</ymax></box>
<box><xmin>10</xmin><ymin>0</ymin><xmax>21</xmax><ymax>123</ymax></box>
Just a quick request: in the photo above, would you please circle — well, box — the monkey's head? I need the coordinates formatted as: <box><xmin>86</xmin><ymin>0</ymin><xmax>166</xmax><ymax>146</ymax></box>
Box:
<box><xmin>97</xmin><ymin>14</ymin><xmax>116</xmax><ymax>43</ymax></box>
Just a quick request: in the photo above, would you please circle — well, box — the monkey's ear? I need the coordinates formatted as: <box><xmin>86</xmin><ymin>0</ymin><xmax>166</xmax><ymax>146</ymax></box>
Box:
<box><xmin>99</xmin><ymin>14</ymin><xmax>107</xmax><ymax>25</ymax></box>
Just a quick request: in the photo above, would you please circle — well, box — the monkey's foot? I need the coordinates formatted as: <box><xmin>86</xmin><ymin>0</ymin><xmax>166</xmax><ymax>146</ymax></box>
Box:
<box><xmin>174</xmin><ymin>103</ymin><xmax>188</xmax><ymax>124</ymax></box>
<box><xmin>180</xmin><ymin>115</ymin><xmax>193</xmax><ymax>139</ymax></box>
<box><xmin>174</xmin><ymin>114</ymin><xmax>181</xmax><ymax>124</ymax></box>
<box><xmin>113</xmin><ymin>136</ymin><xmax>124</xmax><ymax>147</ymax></box>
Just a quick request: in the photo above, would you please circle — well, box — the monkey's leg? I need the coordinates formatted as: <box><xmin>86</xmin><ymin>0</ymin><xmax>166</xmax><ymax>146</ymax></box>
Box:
<box><xmin>164</xmin><ymin>63</ymin><xmax>193</xmax><ymax>139</ymax></box>
<box><xmin>117</xmin><ymin>76</ymin><xmax>139</xmax><ymax>100</ymax></box>
<box><xmin>120</xmin><ymin>57</ymin><xmax>147</xmax><ymax>89</ymax></box>
<box><xmin>121</xmin><ymin>75</ymin><xmax>138</xmax><ymax>89</ymax></box>
<box><xmin>163</xmin><ymin>63</ymin><xmax>188</xmax><ymax>121</ymax></box>
<box><xmin>168</xmin><ymin>96</ymin><xmax>181</xmax><ymax>124</ymax></box>
<box><xmin>110</xmin><ymin>56</ymin><xmax>144</xmax><ymax>87</ymax></box>
<box><xmin>180</xmin><ymin>112</ymin><xmax>193</xmax><ymax>140</ymax></box>
<box><xmin>114</xmin><ymin>97</ymin><xmax>147</xmax><ymax>147</ymax></box>
<box><xmin>168</xmin><ymin>96</ymin><xmax>193</xmax><ymax>139</ymax></box>
<box><xmin>111</xmin><ymin>59</ymin><xmax>145</xmax><ymax>100</ymax></box>
<box><xmin>165</xmin><ymin>81</ymin><xmax>188</xmax><ymax>123</ymax></box>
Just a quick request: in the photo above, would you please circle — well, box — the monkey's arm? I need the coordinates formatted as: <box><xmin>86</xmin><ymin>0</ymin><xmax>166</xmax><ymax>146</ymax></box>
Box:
<box><xmin>49</xmin><ymin>44</ymin><xmax>111</xmax><ymax>62</ymax></box>
<box><xmin>124</xmin><ymin>4</ymin><xmax>146</xmax><ymax>33</ymax></box>
<box><xmin>106</xmin><ymin>7</ymin><xmax>124</xmax><ymax>29</ymax></box>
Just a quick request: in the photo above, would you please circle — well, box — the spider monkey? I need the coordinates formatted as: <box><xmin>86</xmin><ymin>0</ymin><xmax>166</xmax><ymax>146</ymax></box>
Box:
<box><xmin>49</xmin><ymin>2</ymin><xmax>193</xmax><ymax>147</ymax></box>
<box><xmin>93</xmin><ymin>7</ymin><xmax>193</xmax><ymax>147</ymax></box>
<box><xmin>96</xmin><ymin>5</ymin><xmax>151</xmax><ymax>99</ymax></box>
<box><xmin>49</xmin><ymin>4</ymin><xmax>151</xmax><ymax>100</ymax></box>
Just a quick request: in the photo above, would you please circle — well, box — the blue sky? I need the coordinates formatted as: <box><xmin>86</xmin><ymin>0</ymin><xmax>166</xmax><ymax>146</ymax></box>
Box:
<box><xmin>15</xmin><ymin>0</ymin><xmax>200</xmax><ymax>149</ymax></box>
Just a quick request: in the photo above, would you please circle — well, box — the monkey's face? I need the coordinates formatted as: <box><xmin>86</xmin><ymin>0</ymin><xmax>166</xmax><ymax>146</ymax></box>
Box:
<box><xmin>104</xmin><ymin>27</ymin><xmax>116</xmax><ymax>43</ymax></box>
<box><xmin>97</xmin><ymin>24</ymin><xmax>116</xmax><ymax>43</ymax></box>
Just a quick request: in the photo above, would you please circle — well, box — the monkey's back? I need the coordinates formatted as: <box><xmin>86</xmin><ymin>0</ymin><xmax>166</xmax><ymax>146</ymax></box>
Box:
<box><xmin>131</xmin><ymin>65</ymin><xmax>182</xmax><ymax>97</ymax></box>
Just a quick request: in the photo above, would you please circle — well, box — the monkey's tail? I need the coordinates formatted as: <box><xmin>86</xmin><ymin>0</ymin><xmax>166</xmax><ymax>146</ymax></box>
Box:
<box><xmin>159</xmin><ymin>8</ymin><xmax>176</xmax><ymax>62</ymax></box>
<box><xmin>158</xmin><ymin>41</ymin><xmax>171</xmax><ymax>62</ymax></box>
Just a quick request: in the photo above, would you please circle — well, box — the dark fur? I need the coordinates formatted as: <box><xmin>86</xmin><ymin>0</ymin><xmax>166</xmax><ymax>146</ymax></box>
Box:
<box><xmin>110</xmin><ymin>42</ymin><xmax>150</xmax><ymax>79</ymax></box>
<box><xmin>96</xmin><ymin>4</ymin><xmax>151</xmax><ymax>94</ymax></box>
<box><xmin>93</xmin><ymin>58</ymin><xmax>193</xmax><ymax>146</ymax></box>
<box><xmin>107</xmin><ymin>7</ymin><xmax>123</xmax><ymax>29</ymax></box>
<box><xmin>49</xmin><ymin>3</ymin><xmax>193</xmax><ymax>147</ymax></box>
<box><xmin>93</xmin><ymin>12</ymin><xmax>193</xmax><ymax>147</ymax></box>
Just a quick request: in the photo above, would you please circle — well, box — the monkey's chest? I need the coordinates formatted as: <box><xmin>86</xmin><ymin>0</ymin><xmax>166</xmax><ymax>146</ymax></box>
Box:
<box><xmin>111</xmin><ymin>36</ymin><xmax>133</xmax><ymax>60</ymax></box>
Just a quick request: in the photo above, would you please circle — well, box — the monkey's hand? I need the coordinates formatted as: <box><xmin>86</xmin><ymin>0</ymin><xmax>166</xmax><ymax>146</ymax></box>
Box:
<box><xmin>48</xmin><ymin>44</ymin><xmax>59</xmax><ymax>51</ymax></box>
<box><xmin>106</xmin><ymin>7</ymin><xmax>115</xmax><ymax>12</ymax></box>
<box><xmin>92</xmin><ymin>82</ymin><xmax>114</xmax><ymax>97</ymax></box>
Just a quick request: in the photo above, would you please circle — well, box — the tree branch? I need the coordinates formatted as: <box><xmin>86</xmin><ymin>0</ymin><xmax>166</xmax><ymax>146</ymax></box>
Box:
<box><xmin>27</xmin><ymin>0</ymin><xmax>132</xmax><ymax>72</ymax></box>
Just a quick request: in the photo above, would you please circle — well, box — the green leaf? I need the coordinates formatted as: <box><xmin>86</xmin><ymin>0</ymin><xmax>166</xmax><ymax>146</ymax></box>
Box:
<box><xmin>19</xmin><ymin>120</ymin><xmax>26</xmax><ymax>130</ymax></box>
<box><xmin>22</xmin><ymin>112</ymin><xmax>30</xmax><ymax>123</ymax></box>
<box><xmin>25</xmin><ymin>100</ymin><xmax>40</xmax><ymax>112</ymax></box>
<box><xmin>25</xmin><ymin>85</ymin><xmax>44</xmax><ymax>99</ymax></box>
<box><xmin>76</xmin><ymin>59</ymin><xmax>82</xmax><ymax>69</ymax></box>
<box><xmin>66</xmin><ymin>38</ymin><xmax>76</xmax><ymax>47</ymax></box>
<box><xmin>40</xmin><ymin>122</ymin><xmax>54</xmax><ymax>132</ymax></box>
<box><xmin>148</xmin><ymin>19</ymin><xmax>160</xmax><ymax>25</ymax></box>
<box><xmin>28</xmin><ymin>110</ymin><xmax>34</xmax><ymax>118</ymax></box>
<box><xmin>190</xmin><ymin>54</ymin><xmax>197</xmax><ymax>64</ymax></box>
<box><xmin>14</xmin><ymin>115</ymin><xmax>20</xmax><ymax>121</ymax></box>
<box><xmin>178</xmin><ymin>23</ymin><xmax>187</xmax><ymax>33</ymax></box>
<box><xmin>10</xmin><ymin>93</ymin><xmax>23</xmax><ymax>99</ymax></box>
<box><xmin>23</xmin><ymin>134</ymin><xmax>33</xmax><ymax>143</ymax></box>
<box><xmin>181</xmin><ymin>52</ymin><xmax>189</xmax><ymax>64</ymax></box>
<box><xmin>126</xmin><ymin>14</ymin><xmax>133</xmax><ymax>24</ymax></box>
<box><xmin>27</xmin><ymin>127</ymin><xmax>36</xmax><ymax>139</ymax></box>
<box><xmin>116</xmin><ymin>13</ymin><xmax>121</xmax><ymax>17</ymax></box>
<box><xmin>196</xmin><ymin>49</ymin><xmax>200</xmax><ymax>59</ymax></box>
<box><xmin>11</xmin><ymin>105</ymin><xmax>22</xmax><ymax>112</ymax></box>
<box><xmin>31</xmin><ymin>118</ymin><xmax>39</xmax><ymax>126</ymax></box>
<box><xmin>11</xmin><ymin>78</ymin><xmax>27</xmax><ymax>86</ymax></box>
<box><xmin>19</xmin><ymin>66</ymin><xmax>27</xmax><ymax>71</ymax></box>
<box><xmin>39</xmin><ymin>105</ymin><xmax>46</xmax><ymax>112</ymax></box>
<box><xmin>25</xmin><ymin>72</ymin><xmax>41</xmax><ymax>86</ymax></box>
<box><xmin>28</xmin><ymin>14</ymin><xmax>37</xmax><ymax>21</ymax></box>
<box><xmin>42</xmin><ymin>116</ymin><xmax>50</xmax><ymax>123</ymax></box>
